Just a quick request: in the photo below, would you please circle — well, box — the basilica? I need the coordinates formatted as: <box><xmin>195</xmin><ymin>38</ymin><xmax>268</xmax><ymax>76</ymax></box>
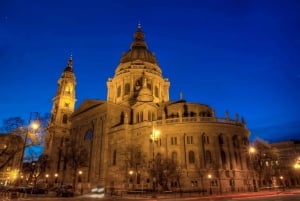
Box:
<box><xmin>44</xmin><ymin>25</ymin><xmax>253</xmax><ymax>194</ymax></box>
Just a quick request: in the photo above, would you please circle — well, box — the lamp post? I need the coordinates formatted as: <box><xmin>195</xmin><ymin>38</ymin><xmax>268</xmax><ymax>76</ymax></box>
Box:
<box><xmin>54</xmin><ymin>173</ymin><xmax>58</xmax><ymax>186</ymax></box>
<box><xmin>78</xmin><ymin>170</ymin><xmax>83</xmax><ymax>195</ymax></box>
<box><xmin>150</xmin><ymin>123</ymin><xmax>160</xmax><ymax>198</ymax></box>
<box><xmin>280</xmin><ymin>176</ymin><xmax>285</xmax><ymax>191</ymax></box>
<box><xmin>249</xmin><ymin>146</ymin><xmax>257</xmax><ymax>191</ymax></box>
<box><xmin>19</xmin><ymin>116</ymin><xmax>40</xmax><ymax>185</ymax></box>
<box><xmin>208</xmin><ymin>174</ymin><xmax>212</xmax><ymax>195</ymax></box>
<box><xmin>45</xmin><ymin>174</ymin><xmax>49</xmax><ymax>189</ymax></box>
<box><xmin>129</xmin><ymin>170</ymin><xmax>133</xmax><ymax>189</ymax></box>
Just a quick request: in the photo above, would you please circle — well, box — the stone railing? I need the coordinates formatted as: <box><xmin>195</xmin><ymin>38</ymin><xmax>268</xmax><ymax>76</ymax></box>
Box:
<box><xmin>162</xmin><ymin>116</ymin><xmax>245</xmax><ymax>127</ymax></box>
<box><xmin>109</xmin><ymin>115</ymin><xmax>245</xmax><ymax>132</ymax></box>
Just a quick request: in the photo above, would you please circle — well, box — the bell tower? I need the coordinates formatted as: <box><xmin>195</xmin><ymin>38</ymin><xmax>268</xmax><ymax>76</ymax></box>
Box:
<box><xmin>45</xmin><ymin>56</ymin><xmax>76</xmax><ymax>179</ymax></box>
<box><xmin>50</xmin><ymin>55</ymin><xmax>76</xmax><ymax>128</ymax></box>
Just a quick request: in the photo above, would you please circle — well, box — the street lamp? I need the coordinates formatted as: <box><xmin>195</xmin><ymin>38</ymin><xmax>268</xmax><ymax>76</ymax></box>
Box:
<box><xmin>45</xmin><ymin>174</ymin><xmax>49</xmax><ymax>188</ymax></box>
<box><xmin>249</xmin><ymin>146</ymin><xmax>257</xmax><ymax>191</ymax></box>
<box><xmin>78</xmin><ymin>170</ymin><xmax>83</xmax><ymax>195</ymax></box>
<box><xmin>249</xmin><ymin>147</ymin><xmax>256</xmax><ymax>154</ymax></box>
<box><xmin>280</xmin><ymin>176</ymin><xmax>285</xmax><ymax>191</ymax></box>
<box><xmin>19</xmin><ymin>117</ymin><xmax>40</xmax><ymax>184</ymax></box>
<box><xmin>54</xmin><ymin>173</ymin><xmax>58</xmax><ymax>185</ymax></box>
<box><xmin>129</xmin><ymin>170</ymin><xmax>134</xmax><ymax>189</ymax></box>
<box><xmin>208</xmin><ymin>174</ymin><xmax>212</xmax><ymax>195</ymax></box>
<box><xmin>150</xmin><ymin>123</ymin><xmax>160</xmax><ymax>198</ymax></box>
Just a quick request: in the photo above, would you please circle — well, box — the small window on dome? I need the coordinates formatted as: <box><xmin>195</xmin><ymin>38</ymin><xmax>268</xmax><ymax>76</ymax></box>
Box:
<box><xmin>117</xmin><ymin>86</ymin><xmax>121</xmax><ymax>97</ymax></box>
<box><xmin>155</xmin><ymin>86</ymin><xmax>159</xmax><ymax>97</ymax></box>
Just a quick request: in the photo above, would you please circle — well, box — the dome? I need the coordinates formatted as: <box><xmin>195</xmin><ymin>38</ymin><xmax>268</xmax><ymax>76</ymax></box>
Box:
<box><xmin>119</xmin><ymin>27</ymin><xmax>158</xmax><ymax>64</ymax></box>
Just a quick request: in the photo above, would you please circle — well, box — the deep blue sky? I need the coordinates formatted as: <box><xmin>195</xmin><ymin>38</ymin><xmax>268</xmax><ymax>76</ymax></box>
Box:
<box><xmin>1</xmin><ymin>0</ymin><xmax>300</xmax><ymax>143</ymax></box>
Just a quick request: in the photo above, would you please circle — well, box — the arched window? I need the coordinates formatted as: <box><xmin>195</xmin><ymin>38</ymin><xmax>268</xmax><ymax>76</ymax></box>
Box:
<box><xmin>202</xmin><ymin>133</ymin><xmax>209</xmax><ymax>144</ymax></box>
<box><xmin>152</xmin><ymin>112</ymin><xmax>156</xmax><ymax>121</ymax></box>
<box><xmin>188</xmin><ymin>151</ymin><xmax>195</xmax><ymax>163</ymax></box>
<box><xmin>120</xmin><ymin>112</ymin><xmax>124</xmax><ymax>124</ymax></box>
<box><xmin>140</xmin><ymin>111</ymin><xmax>143</xmax><ymax>122</ymax></box>
<box><xmin>62</xmin><ymin>114</ymin><xmax>68</xmax><ymax>124</ymax></box>
<box><xmin>155</xmin><ymin>86</ymin><xmax>159</xmax><ymax>97</ymax></box>
<box><xmin>242</xmin><ymin>137</ymin><xmax>249</xmax><ymax>146</ymax></box>
<box><xmin>117</xmin><ymin>86</ymin><xmax>121</xmax><ymax>97</ymax></box>
<box><xmin>136</xmin><ymin>113</ymin><xmax>139</xmax><ymax>123</ymax></box>
<box><xmin>219</xmin><ymin>134</ymin><xmax>224</xmax><ymax>145</ymax></box>
<box><xmin>221</xmin><ymin>150</ymin><xmax>226</xmax><ymax>169</ymax></box>
<box><xmin>84</xmin><ymin>129</ymin><xmax>93</xmax><ymax>140</ymax></box>
<box><xmin>125</xmin><ymin>83</ymin><xmax>130</xmax><ymax>95</ymax></box>
<box><xmin>232</xmin><ymin>135</ymin><xmax>239</xmax><ymax>148</ymax></box>
<box><xmin>234</xmin><ymin>151</ymin><xmax>239</xmax><ymax>166</ymax></box>
<box><xmin>112</xmin><ymin>150</ymin><xmax>117</xmax><ymax>165</ymax></box>
<box><xmin>172</xmin><ymin>151</ymin><xmax>177</xmax><ymax>162</ymax></box>
<box><xmin>205</xmin><ymin>150</ymin><xmax>212</xmax><ymax>164</ymax></box>
<box><xmin>148</xmin><ymin>111</ymin><xmax>152</xmax><ymax>121</ymax></box>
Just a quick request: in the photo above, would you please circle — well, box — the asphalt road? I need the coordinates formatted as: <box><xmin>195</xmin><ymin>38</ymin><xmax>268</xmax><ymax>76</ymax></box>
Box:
<box><xmin>1</xmin><ymin>190</ymin><xmax>300</xmax><ymax>201</ymax></box>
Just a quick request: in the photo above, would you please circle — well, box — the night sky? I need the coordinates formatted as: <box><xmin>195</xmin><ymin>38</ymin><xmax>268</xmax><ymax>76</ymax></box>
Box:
<box><xmin>1</xmin><ymin>0</ymin><xmax>300</xmax><ymax>144</ymax></box>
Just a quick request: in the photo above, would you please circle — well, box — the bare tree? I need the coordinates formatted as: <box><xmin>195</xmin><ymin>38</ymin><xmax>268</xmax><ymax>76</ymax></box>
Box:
<box><xmin>0</xmin><ymin>113</ymin><xmax>49</xmax><ymax>175</ymax></box>
<box><xmin>22</xmin><ymin>150</ymin><xmax>50</xmax><ymax>187</ymax></box>
<box><xmin>149</xmin><ymin>154</ymin><xmax>181</xmax><ymax>192</ymax></box>
<box><xmin>1</xmin><ymin>117</ymin><xmax>24</xmax><ymax>133</ymax></box>
<box><xmin>0</xmin><ymin>134</ymin><xmax>23</xmax><ymax>170</ymax></box>
<box><xmin>61</xmin><ymin>139</ymin><xmax>89</xmax><ymax>189</ymax></box>
<box><xmin>121</xmin><ymin>144</ymin><xmax>147</xmax><ymax>190</ymax></box>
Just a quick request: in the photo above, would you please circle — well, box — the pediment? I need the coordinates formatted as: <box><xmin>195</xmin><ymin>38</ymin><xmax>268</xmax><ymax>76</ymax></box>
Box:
<box><xmin>73</xmin><ymin>99</ymin><xmax>106</xmax><ymax>116</ymax></box>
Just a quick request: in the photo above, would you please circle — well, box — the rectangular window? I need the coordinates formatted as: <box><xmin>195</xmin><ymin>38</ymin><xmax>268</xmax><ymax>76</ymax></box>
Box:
<box><xmin>117</xmin><ymin>86</ymin><xmax>121</xmax><ymax>97</ymax></box>
<box><xmin>171</xmin><ymin>137</ymin><xmax>177</xmax><ymax>145</ymax></box>
<box><xmin>187</xmin><ymin>136</ymin><xmax>193</xmax><ymax>144</ymax></box>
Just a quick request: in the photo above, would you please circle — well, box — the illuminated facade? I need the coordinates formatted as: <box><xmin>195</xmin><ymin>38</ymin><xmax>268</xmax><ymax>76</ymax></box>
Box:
<box><xmin>0</xmin><ymin>134</ymin><xmax>23</xmax><ymax>185</ymax></box>
<box><xmin>45</xmin><ymin>26</ymin><xmax>253</xmax><ymax>194</ymax></box>
<box><xmin>270</xmin><ymin>141</ymin><xmax>300</xmax><ymax>187</ymax></box>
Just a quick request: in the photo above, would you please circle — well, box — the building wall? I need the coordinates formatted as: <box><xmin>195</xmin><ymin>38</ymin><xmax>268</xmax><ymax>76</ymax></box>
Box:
<box><xmin>104</xmin><ymin>105</ymin><xmax>250</xmax><ymax>193</ymax></box>
<box><xmin>271</xmin><ymin>141</ymin><xmax>300</xmax><ymax>187</ymax></box>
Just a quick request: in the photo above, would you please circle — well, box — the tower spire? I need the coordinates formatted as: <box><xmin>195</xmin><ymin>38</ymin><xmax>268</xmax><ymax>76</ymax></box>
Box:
<box><xmin>64</xmin><ymin>54</ymin><xmax>73</xmax><ymax>72</ymax></box>
<box><xmin>131</xmin><ymin>23</ymin><xmax>147</xmax><ymax>49</ymax></box>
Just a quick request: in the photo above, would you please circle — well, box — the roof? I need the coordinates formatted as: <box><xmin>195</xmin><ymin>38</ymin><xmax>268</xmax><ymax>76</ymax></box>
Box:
<box><xmin>119</xmin><ymin>26</ymin><xmax>158</xmax><ymax>64</ymax></box>
<box><xmin>72</xmin><ymin>99</ymin><xmax>106</xmax><ymax>117</ymax></box>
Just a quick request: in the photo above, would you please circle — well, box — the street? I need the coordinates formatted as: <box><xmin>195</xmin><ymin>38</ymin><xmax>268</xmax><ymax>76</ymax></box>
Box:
<box><xmin>1</xmin><ymin>191</ymin><xmax>300</xmax><ymax>201</ymax></box>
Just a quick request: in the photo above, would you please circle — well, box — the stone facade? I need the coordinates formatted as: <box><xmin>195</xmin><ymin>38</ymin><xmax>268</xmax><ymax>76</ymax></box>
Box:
<box><xmin>44</xmin><ymin>26</ymin><xmax>253</xmax><ymax>194</ymax></box>
<box><xmin>270</xmin><ymin>141</ymin><xmax>300</xmax><ymax>187</ymax></box>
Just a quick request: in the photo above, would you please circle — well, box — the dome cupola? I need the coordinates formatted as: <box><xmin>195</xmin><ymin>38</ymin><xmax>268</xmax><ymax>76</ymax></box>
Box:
<box><xmin>107</xmin><ymin>25</ymin><xmax>170</xmax><ymax>105</ymax></box>
<box><xmin>118</xmin><ymin>24</ymin><xmax>158</xmax><ymax>65</ymax></box>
